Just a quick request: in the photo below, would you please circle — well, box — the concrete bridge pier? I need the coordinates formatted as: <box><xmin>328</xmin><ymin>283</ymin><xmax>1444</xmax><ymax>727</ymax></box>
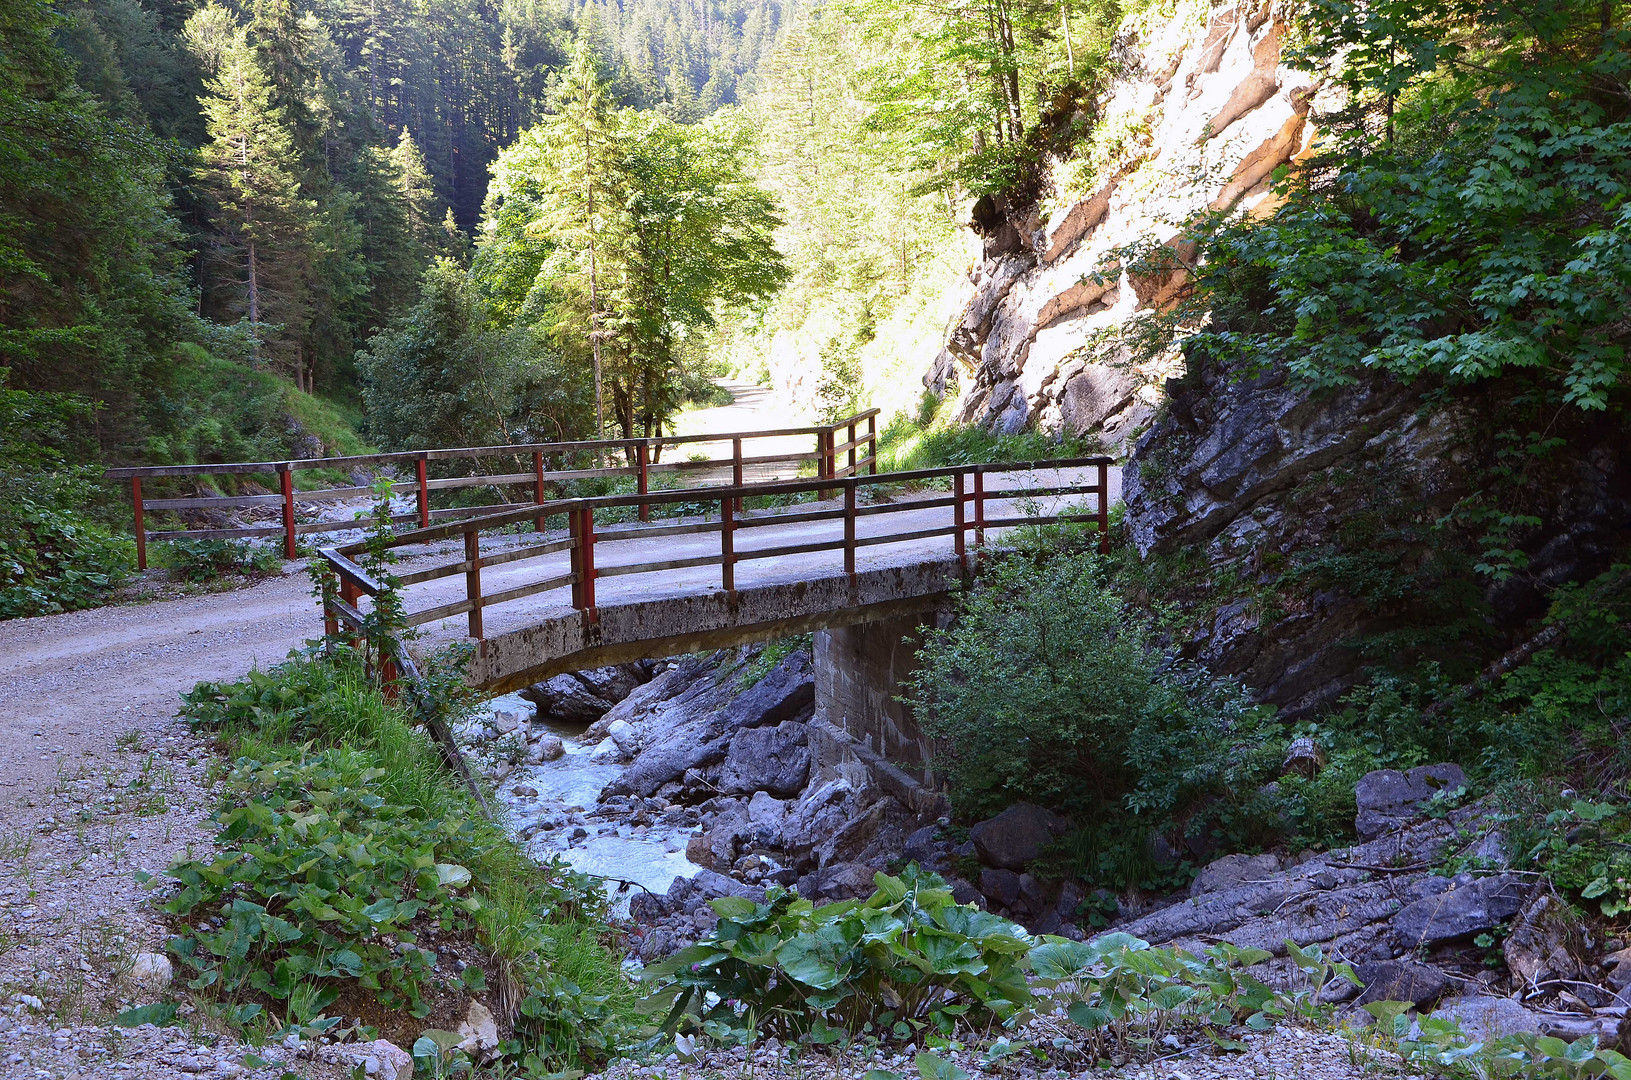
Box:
<box><xmin>813</xmin><ymin>610</ymin><xmax>946</xmax><ymax>778</ymax></box>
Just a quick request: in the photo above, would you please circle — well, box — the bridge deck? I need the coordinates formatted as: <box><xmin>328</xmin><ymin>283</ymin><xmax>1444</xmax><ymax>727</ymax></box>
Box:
<box><xmin>328</xmin><ymin>463</ymin><xmax>1122</xmax><ymax>691</ymax></box>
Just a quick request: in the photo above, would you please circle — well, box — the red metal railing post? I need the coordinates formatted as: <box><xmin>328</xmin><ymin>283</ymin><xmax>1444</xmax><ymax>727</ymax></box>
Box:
<box><xmin>464</xmin><ymin>530</ymin><xmax>484</xmax><ymax>640</ymax></box>
<box><xmin>867</xmin><ymin>413</ymin><xmax>877</xmax><ymax>475</ymax></box>
<box><xmin>953</xmin><ymin>470</ymin><xmax>966</xmax><ymax>567</ymax></box>
<box><xmin>732</xmin><ymin>436</ymin><xmax>744</xmax><ymax>515</ymax></box>
<box><xmin>973</xmin><ymin>466</ymin><xmax>987</xmax><ymax>549</ymax></box>
<box><xmin>846</xmin><ymin>420</ymin><xmax>857</xmax><ymax>478</ymax></box>
<box><xmin>569</xmin><ymin>510</ymin><xmax>584</xmax><ymax>607</ymax></box>
<box><xmin>637</xmin><ymin>443</ymin><xmax>650</xmax><ymax>522</ymax></box>
<box><xmin>579</xmin><ymin>508</ymin><xmax>597</xmax><ymax>613</ymax></box>
<box><xmin>1097</xmin><ymin>459</ymin><xmax>1110</xmax><ymax>555</ymax></box>
<box><xmin>416</xmin><ymin>455</ymin><xmax>430</xmax><ymax>529</ymax></box>
<box><xmin>844</xmin><ymin>478</ymin><xmax>857</xmax><ymax>586</ymax></box>
<box><xmin>534</xmin><ymin>451</ymin><xmax>546</xmax><ymax>533</ymax></box>
<box><xmin>131</xmin><ymin>476</ymin><xmax>147</xmax><ymax>570</ymax></box>
<box><xmin>340</xmin><ymin>578</ymin><xmax>361</xmax><ymax>648</ymax></box>
<box><xmin>721</xmin><ymin>495</ymin><xmax>735</xmax><ymax>594</ymax></box>
<box><xmin>280</xmin><ymin>465</ymin><xmax>296</xmax><ymax>559</ymax></box>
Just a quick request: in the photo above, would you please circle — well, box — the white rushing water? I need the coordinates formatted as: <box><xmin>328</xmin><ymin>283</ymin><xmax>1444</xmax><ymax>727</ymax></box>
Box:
<box><xmin>462</xmin><ymin>692</ymin><xmax>701</xmax><ymax>911</ymax></box>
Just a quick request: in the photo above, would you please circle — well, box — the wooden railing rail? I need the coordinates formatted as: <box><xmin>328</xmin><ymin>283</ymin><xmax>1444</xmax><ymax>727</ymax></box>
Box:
<box><xmin>319</xmin><ymin>456</ymin><xmax>1112</xmax><ymax>641</ymax></box>
<box><xmin>107</xmin><ymin>409</ymin><xmax>881</xmax><ymax>569</ymax></box>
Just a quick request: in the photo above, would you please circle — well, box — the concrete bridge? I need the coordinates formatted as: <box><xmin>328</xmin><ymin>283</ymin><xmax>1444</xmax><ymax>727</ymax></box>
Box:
<box><xmin>319</xmin><ymin>460</ymin><xmax>1118</xmax><ymax>742</ymax></box>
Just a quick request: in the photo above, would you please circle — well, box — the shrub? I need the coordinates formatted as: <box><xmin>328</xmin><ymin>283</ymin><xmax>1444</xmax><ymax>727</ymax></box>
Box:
<box><xmin>645</xmin><ymin>866</ymin><xmax>1035</xmax><ymax>1043</ymax></box>
<box><xmin>0</xmin><ymin>381</ymin><xmax>132</xmax><ymax>618</ymax></box>
<box><xmin>158</xmin><ymin>538</ymin><xmax>281</xmax><ymax>583</ymax></box>
<box><xmin>904</xmin><ymin>551</ymin><xmax>1282</xmax><ymax>883</ymax></box>
<box><xmin>168</xmin><ymin>654</ymin><xmax>634</xmax><ymax>1068</ymax></box>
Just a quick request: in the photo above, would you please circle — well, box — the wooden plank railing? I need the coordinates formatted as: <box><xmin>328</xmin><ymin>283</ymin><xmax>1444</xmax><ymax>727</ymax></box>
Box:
<box><xmin>317</xmin><ymin>456</ymin><xmax>1113</xmax><ymax>642</ymax></box>
<box><xmin>105</xmin><ymin>409</ymin><xmax>881</xmax><ymax>569</ymax></box>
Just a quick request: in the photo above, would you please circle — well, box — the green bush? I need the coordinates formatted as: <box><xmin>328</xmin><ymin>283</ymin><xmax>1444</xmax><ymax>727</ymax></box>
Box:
<box><xmin>645</xmin><ymin>869</ymin><xmax>1362</xmax><ymax>1058</ymax></box>
<box><xmin>0</xmin><ymin>381</ymin><xmax>132</xmax><ymax>618</ymax></box>
<box><xmin>905</xmin><ymin>551</ymin><xmax>1282</xmax><ymax>886</ymax></box>
<box><xmin>169</xmin><ymin>654</ymin><xmax>635</xmax><ymax>1068</ymax></box>
<box><xmin>158</xmin><ymin>538</ymin><xmax>281</xmax><ymax>583</ymax></box>
<box><xmin>645</xmin><ymin>866</ymin><xmax>1036</xmax><ymax>1043</ymax></box>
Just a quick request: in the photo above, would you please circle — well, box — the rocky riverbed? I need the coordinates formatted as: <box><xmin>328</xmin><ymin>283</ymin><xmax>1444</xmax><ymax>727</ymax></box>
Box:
<box><xmin>453</xmin><ymin>640</ymin><xmax>1631</xmax><ymax>1057</ymax></box>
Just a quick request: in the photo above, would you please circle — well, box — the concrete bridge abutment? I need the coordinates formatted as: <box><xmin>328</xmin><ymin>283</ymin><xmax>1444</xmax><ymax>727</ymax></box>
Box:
<box><xmin>813</xmin><ymin>608</ymin><xmax>947</xmax><ymax>775</ymax></box>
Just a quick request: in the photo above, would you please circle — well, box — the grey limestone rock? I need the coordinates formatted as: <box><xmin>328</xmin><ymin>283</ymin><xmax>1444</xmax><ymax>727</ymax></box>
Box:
<box><xmin>718</xmin><ymin>721</ymin><xmax>811</xmax><ymax>798</ymax></box>
<box><xmin>1355</xmin><ymin>763</ymin><xmax>1468</xmax><ymax>840</ymax></box>
<box><xmin>969</xmin><ymin>802</ymin><xmax>1068</xmax><ymax>871</ymax></box>
<box><xmin>1391</xmin><ymin>873</ymin><xmax>1528</xmax><ymax>946</ymax></box>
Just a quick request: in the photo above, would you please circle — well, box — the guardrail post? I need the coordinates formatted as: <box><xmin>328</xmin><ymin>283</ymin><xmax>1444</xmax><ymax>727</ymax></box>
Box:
<box><xmin>844</xmin><ymin>479</ymin><xmax>857</xmax><ymax>587</ymax></box>
<box><xmin>732</xmin><ymin>437</ymin><xmax>744</xmax><ymax>515</ymax></box>
<box><xmin>819</xmin><ymin>428</ymin><xmax>835</xmax><ymax>500</ymax></box>
<box><xmin>973</xmin><ymin>466</ymin><xmax>987</xmax><ymax>549</ymax></box>
<box><xmin>954</xmin><ymin>471</ymin><xmax>966</xmax><ymax>567</ymax></box>
<box><xmin>637</xmin><ymin>443</ymin><xmax>650</xmax><ymax>522</ymax></box>
<box><xmin>464</xmin><ymin>530</ymin><xmax>484</xmax><ymax>640</ymax></box>
<box><xmin>416</xmin><ymin>454</ymin><xmax>430</xmax><ymax>529</ymax></box>
<box><xmin>570</xmin><ymin>508</ymin><xmax>597</xmax><ymax>614</ymax></box>
<box><xmin>131</xmin><ymin>477</ymin><xmax>147</xmax><ymax>570</ymax></box>
<box><xmin>867</xmin><ymin>413</ymin><xmax>877</xmax><ymax>475</ymax></box>
<box><xmin>279</xmin><ymin>464</ymin><xmax>296</xmax><ymax>559</ymax></box>
<box><xmin>721</xmin><ymin>495</ymin><xmax>735</xmax><ymax>595</ymax></box>
<box><xmin>340</xmin><ymin>578</ymin><xmax>361</xmax><ymax>648</ymax></box>
<box><xmin>534</xmin><ymin>451</ymin><xmax>546</xmax><ymax>533</ymax></box>
<box><xmin>1097</xmin><ymin>459</ymin><xmax>1110</xmax><ymax>555</ymax></box>
<box><xmin>847</xmin><ymin>420</ymin><xmax>857</xmax><ymax>478</ymax></box>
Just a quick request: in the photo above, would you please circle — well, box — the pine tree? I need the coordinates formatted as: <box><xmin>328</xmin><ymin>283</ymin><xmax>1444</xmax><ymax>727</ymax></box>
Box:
<box><xmin>389</xmin><ymin>126</ymin><xmax>440</xmax><ymax>250</ymax></box>
<box><xmin>189</xmin><ymin>11</ymin><xmax>315</xmax><ymax>373</ymax></box>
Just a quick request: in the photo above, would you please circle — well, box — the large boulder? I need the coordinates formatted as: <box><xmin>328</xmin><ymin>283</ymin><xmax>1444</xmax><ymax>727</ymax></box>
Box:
<box><xmin>1355</xmin><ymin>764</ymin><xmax>1467</xmax><ymax>839</ymax></box>
<box><xmin>1190</xmin><ymin>852</ymin><xmax>1282</xmax><ymax>897</ymax></box>
<box><xmin>969</xmin><ymin>803</ymin><xmax>1068</xmax><ymax>871</ymax></box>
<box><xmin>1430</xmin><ymin>996</ymin><xmax>1543</xmax><ymax>1041</ymax></box>
<box><xmin>720</xmin><ymin>651</ymin><xmax>815</xmax><ymax>729</ymax></box>
<box><xmin>718</xmin><ymin>721</ymin><xmax>811</xmax><ymax>798</ymax></box>
<box><xmin>1391</xmin><ymin>873</ymin><xmax>1528</xmax><ymax>946</ymax></box>
<box><xmin>1353</xmin><ymin>959</ymin><xmax>1451</xmax><ymax>1009</ymax></box>
<box><xmin>520</xmin><ymin>674</ymin><xmax>614</xmax><ymax>724</ymax></box>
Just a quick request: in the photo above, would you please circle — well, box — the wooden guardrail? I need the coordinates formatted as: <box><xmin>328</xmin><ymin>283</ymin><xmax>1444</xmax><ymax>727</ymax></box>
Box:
<box><xmin>318</xmin><ymin>457</ymin><xmax>1113</xmax><ymax>642</ymax></box>
<box><xmin>104</xmin><ymin>410</ymin><xmax>881</xmax><ymax>570</ymax></box>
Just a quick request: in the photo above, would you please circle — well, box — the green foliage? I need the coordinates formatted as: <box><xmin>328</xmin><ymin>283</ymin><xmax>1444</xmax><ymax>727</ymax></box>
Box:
<box><xmin>739</xmin><ymin>635</ymin><xmax>812</xmax><ymax>690</ymax></box>
<box><xmin>878</xmin><ymin>393</ymin><xmax>1099</xmax><ymax>470</ymax></box>
<box><xmin>1032</xmin><ymin>934</ymin><xmax>1356</xmax><ymax>1055</ymax></box>
<box><xmin>476</xmin><ymin>47</ymin><xmax>788</xmax><ymax>441</ymax></box>
<box><xmin>0</xmin><ymin>381</ymin><xmax>131</xmax><ymax>619</ymax></box>
<box><xmin>161</xmin><ymin>749</ymin><xmax>488</xmax><ymax>1020</ymax></box>
<box><xmin>647</xmin><ymin>873</ymin><xmax>1362</xmax><ymax>1061</ymax></box>
<box><xmin>1369</xmin><ymin>1002</ymin><xmax>1631</xmax><ymax>1079</ymax></box>
<box><xmin>359</xmin><ymin>259</ymin><xmax>586</xmax><ymax>452</ymax></box>
<box><xmin>158</xmin><ymin>539</ymin><xmax>280</xmax><ymax>583</ymax></box>
<box><xmin>1273</xmin><ymin>563</ymin><xmax>1631</xmax><ymax>849</ymax></box>
<box><xmin>644</xmin><ymin>866</ymin><xmax>1036</xmax><ymax>1043</ymax></box>
<box><xmin>851</xmin><ymin>0</ymin><xmax>1122</xmax><ymax>196</ymax></box>
<box><xmin>905</xmin><ymin>551</ymin><xmax>1282</xmax><ymax>884</ymax></box>
<box><xmin>170</xmin><ymin>654</ymin><xmax>633</xmax><ymax>1065</ymax></box>
<box><xmin>1111</xmin><ymin>0</ymin><xmax>1631</xmax><ymax>412</ymax></box>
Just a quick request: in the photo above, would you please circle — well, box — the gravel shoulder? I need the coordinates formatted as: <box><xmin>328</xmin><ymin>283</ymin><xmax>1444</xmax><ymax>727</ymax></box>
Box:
<box><xmin>0</xmin><ymin>568</ymin><xmax>355</xmax><ymax>1079</ymax></box>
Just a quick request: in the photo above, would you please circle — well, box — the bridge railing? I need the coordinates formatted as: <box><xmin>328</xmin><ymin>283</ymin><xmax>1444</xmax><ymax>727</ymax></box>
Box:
<box><xmin>317</xmin><ymin>457</ymin><xmax>1113</xmax><ymax>642</ymax></box>
<box><xmin>103</xmin><ymin>409</ymin><xmax>880</xmax><ymax>570</ymax></box>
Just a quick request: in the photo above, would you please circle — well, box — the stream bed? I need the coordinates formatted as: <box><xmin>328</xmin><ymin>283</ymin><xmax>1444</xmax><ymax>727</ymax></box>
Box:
<box><xmin>458</xmin><ymin>691</ymin><xmax>701</xmax><ymax>911</ymax></box>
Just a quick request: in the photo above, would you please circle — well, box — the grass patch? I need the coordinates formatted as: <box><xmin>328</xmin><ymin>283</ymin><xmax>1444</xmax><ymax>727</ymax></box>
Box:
<box><xmin>155</xmin><ymin>654</ymin><xmax>636</xmax><ymax>1072</ymax></box>
<box><xmin>877</xmin><ymin>392</ymin><xmax>1101</xmax><ymax>472</ymax></box>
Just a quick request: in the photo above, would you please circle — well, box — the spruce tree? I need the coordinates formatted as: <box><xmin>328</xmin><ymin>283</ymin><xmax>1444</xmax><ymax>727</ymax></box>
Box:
<box><xmin>189</xmin><ymin>11</ymin><xmax>315</xmax><ymax>373</ymax></box>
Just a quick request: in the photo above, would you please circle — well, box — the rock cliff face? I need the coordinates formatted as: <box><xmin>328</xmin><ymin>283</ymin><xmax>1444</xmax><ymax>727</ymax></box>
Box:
<box><xmin>929</xmin><ymin>0</ymin><xmax>1321</xmax><ymax>446</ymax></box>
<box><xmin>1120</xmin><ymin>362</ymin><xmax>1631</xmax><ymax>719</ymax></box>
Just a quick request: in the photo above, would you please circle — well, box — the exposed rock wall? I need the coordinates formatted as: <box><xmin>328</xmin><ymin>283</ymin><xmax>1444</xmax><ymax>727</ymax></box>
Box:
<box><xmin>1120</xmin><ymin>362</ymin><xmax>1631</xmax><ymax>718</ymax></box>
<box><xmin>928</xmin><ymin>0</ymin><xmax>1322</xmax><ymax>446</ymax></box>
